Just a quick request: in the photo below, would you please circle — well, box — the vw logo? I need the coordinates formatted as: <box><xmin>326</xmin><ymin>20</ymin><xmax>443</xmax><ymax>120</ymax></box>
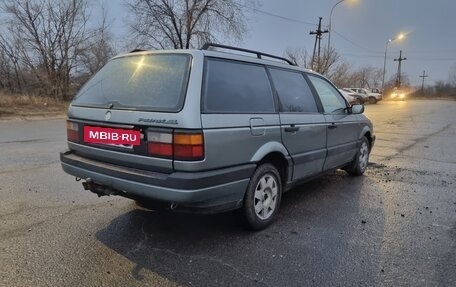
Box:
<box><xmin>105</xmin><ymin>111</ymin><xmax>112</xmax><ymax>121</ymax></box>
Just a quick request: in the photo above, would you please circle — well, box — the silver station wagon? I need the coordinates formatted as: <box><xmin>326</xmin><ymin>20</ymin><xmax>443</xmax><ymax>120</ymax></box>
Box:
<box><xmin>60</xmin><ymin>43</ymin><xmax>375</xmax><ymax>230</ymax></box>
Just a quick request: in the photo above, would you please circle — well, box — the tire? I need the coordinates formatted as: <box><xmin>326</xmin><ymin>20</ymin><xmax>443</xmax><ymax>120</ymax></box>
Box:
<box><xmin>344</xmin><ymin>136</ymin><xmax>370</xmax><ymax>176</ymax></box>
<box><xmin>369</xmin><ymin>97</ymin><xmax>377</xmax><ymax>104</ymax></box>
<box><xmin>237</xmin><ymin>163</ymin><xmax>282</xmax><ymax>230</ymax></box>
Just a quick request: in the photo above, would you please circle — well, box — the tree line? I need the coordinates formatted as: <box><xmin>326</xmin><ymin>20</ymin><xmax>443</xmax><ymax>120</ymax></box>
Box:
<box><xmin>0</xmin><ymin>0</ymin><xmax>454</xmax><ymax>101</ymax></box>
<box><xmin>0</xmin><ymin>0</ymin><xmax>115</xmax><ymax>100</ymax></box>
<box><xmin>0</xmin><ymin>0</ymin><xmax>251</xmax><ymax>100</ymax></box>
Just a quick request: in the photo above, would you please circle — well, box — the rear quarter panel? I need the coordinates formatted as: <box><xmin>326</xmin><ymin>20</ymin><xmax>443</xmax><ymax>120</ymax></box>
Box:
<box><xmin>174</xmin><ymin>114</ymin><xmax>282</xmax><ymax>172</ymax></box>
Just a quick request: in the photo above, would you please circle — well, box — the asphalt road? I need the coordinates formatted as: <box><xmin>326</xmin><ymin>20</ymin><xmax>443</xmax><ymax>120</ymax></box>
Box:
<box><xmin>1</xmin><ymin>100</ymin><xmax>455</xmax><ymax>287</ymax></box>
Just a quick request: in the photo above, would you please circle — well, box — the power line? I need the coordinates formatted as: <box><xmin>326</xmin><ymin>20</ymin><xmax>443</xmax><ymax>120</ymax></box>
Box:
<box><xmin>339</xmin><ymin>51</ymin><xmax>456</xmax><ymax>61</ymax></box>
<box><xmin>240</xmin><ymin>5</ymin><xmax>316</xmax><ymax>26</ymax></box>
<box><xmin>239</xmin><ymin>4</ymin><xmax>456</xmax><ymax>64</ymax></box>
<box><xmin>240</xmin><ymin>5</ymin><xmax>377</xmax><ymax>58</ymax></box>
<box><xmin>417</xmin><ymin>58</ymin><xmax>456</xmax><ymax>61</ymax></box>
<box><xmin>403</xmin><ymin>56</ymin><xmax>456</xmax><ymax>61</ymax></box>
<box><xmin>245</xmin><ymin>7</ymin><xmax>378</xmax><ymax>55</ymax></box>
<box><xmin>329</xmin><ymin>29</ymin><xmax>456</xmax><ymax>58</ymax></box>
<box><xmin>239</xmin><ymin>4</ymin><xmax>410</xmax><ymax>59</ymax></box>
<box><xmin>330</xmin><ymin>29</ymin><xmax>379</xmax><ymax>53</ymax></box>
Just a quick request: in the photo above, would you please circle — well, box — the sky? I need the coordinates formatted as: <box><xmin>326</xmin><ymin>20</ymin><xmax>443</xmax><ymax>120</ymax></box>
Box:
<box><xmin>100</xmin><ymin>0</ymin><xmax>456</xmax><ymax>86</ymax></box>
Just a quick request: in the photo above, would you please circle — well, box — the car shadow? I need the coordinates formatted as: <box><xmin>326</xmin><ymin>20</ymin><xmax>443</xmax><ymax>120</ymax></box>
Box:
<box><xmin>95</xmin><ymin>171</ymin><xmax>385</xmax><ymax>286</ymax></box>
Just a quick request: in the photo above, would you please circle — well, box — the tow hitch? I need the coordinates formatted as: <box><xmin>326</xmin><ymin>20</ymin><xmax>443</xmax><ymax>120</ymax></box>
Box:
<box><xmin>81</xmin><ymin>178</ymin><xmax>122</xmax><ymax>197</ymax></box>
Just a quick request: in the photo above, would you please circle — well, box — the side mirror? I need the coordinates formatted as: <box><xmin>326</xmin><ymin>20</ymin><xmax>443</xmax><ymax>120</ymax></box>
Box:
<box><xmin>351</xmin><ymin>104</ymin><xmax>364</xmax><ymax>114</ymax></box>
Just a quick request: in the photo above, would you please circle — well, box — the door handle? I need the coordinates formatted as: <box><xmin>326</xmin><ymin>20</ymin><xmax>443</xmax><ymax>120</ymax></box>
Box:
<box><xmin>285</xmin><ymin>125</ymin><xmax>299</xmax><ymax>133</ymax></box>
<box><xmin>328</xmin><ymin>123</ymin><xmax>338</xmax><ymax>129</ymax></box>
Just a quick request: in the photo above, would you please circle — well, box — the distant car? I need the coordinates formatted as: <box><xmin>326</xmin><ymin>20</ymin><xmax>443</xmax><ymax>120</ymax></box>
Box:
<box><xmin>338</xmin><ymin>89</ymin><xmax>360</xmax><ymax>105</ymax></box>
<box><xmin>348</xmin><ymin>88</ymin><xmax>382</xmax><ymax>104</ymax></box>
<box><xmin>341</xmin><ymin>88</ymin><xmax>365</xmax><ymax>104</ymax></box>
<box><xmin>390</xmin><ymin>88</ymin><xmax>407</xmax><ymax>100</ymax></box>
<box><xmin>369</xmin><ymin>88</ymin><xmax>381</xmax><ymax>94</ymax></box>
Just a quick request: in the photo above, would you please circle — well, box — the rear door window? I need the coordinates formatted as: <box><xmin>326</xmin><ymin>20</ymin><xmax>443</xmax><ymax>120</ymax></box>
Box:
<box><xmin>202</xmin><ymin>59</ymin><xmax>275</xmax><ymax>113</ymax></box>
<box><xmin>72</xmin><ymin>54</ymin><xmax>191</xmax><ymax>112</ymax></box>
<box><xmin>268</xmin><ymin>68</ymin><xmax>318</xmax><ymax>113</ymax></box>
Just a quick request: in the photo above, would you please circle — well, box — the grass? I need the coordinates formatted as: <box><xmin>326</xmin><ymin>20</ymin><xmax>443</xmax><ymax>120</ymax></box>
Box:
<box><xmin>0</xmin><ymin>92</ymin><xmax>69</xmax><ymax>119</ymax></box>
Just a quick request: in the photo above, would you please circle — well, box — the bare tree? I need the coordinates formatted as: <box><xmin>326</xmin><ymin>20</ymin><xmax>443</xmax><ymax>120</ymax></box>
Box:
<box><xmin>0</xmin><ymin>33</ymin><xmax>24</xmax><ymax>91</ymax></box>
<box><xmin>432</xmin><ymin>81</ymin><xmax>452</xmax><ymax>96</ymax></box>
<box><xmin>317</xmin><ymin>48</ymin><xmax>341</xmax><ymax>76</ymax></box>
<box><xmin>0</xmin><ymin>0</ymin><xmax>115</xmax><ymax>100</ymax></box>
<box><xmin>347</xmin><ymin>66</ymin><xmax>383</xmax><ymax>88</ymax></box>
<box><xmin>1</xmin><ymin>0</ymin><xmax>89</xmax><ymax>99</ymax></box>
<box><xmin>383</xmin><ymin>73</ymin><xmax>411</xmax><ymax>95</ymax></box>
<box><xmin>285</xmin><ymin>46</ymin><xmax>341</xmax><ymax>77</ymax></box>
<box><xmin>76</xmin><ymin>4</ymin><xmax>117</xmax><ymax>84</ymax></box>
<box><xmin>284</xmin><ymin>47</ymin><xmax>308</xmax><ymax>68</ymax></box>
<box><xmin>327</xmin><ymin>61</ymin><xmax>355</xmax><ymax>88</ymax></box>
<box><xmin>125</xmin><ymin>0</ymin><xmax>255</xmax><ymax>49</ymax></box>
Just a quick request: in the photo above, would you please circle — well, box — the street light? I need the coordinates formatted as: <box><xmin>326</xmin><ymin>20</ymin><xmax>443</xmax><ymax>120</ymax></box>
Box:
<box><xmin>381</xmin><ymin>33</ymin><xmax>405</xmax><ymax>93</ymax></box>
<box><xmin>327</xmin><ymin>0</ymin><xmax>357</xmax><ymax>53</ymax></box>
<box><xmin>327</xmin><ymin>0</ymin><xmax>345</xmax><ymax>53</ymax></box>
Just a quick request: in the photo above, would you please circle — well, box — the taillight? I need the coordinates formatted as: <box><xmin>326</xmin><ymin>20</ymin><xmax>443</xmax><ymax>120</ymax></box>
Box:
<box><xmin>174</xmin><ymin>132</ymin><xmax>204</xmax><ymax>160</ymax></box>
<box><xmin>147</xmin><ymin>129</ymin><xmax>204</xmax><ymax>161</ymax></box>
<box><xmin>147</xmin><ymin>131</ymin><xmax>173</xmax><ymax>158</ymax></box>
<box><xmin>66</xmin><ymin>121</ymin><xmax>79</xmax><ymax>142</ymax></box>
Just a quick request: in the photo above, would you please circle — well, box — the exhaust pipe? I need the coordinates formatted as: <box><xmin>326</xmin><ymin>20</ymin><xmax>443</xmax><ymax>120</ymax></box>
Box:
<box><xmin>170</xmin><ymin>202</ymin><xmax>178</xmax><ymax>210</ymax></box>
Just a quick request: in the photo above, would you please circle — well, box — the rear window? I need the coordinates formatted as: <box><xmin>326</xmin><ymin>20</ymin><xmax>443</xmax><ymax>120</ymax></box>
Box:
<box><xmin>72</xmin><ymin>54</ymin><xmax>191</xmax><ymax>112</ymax></box>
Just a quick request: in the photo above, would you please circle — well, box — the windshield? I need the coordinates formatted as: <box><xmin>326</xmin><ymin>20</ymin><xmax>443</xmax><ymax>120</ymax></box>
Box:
<box><xmin>72</xmin><ymin>54</ymin><xmax>191</xmax><ymax>112</ymax></box>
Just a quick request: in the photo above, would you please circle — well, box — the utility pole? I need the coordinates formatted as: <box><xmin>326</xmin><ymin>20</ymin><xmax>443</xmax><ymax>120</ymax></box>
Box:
<box><xmin>393</xmin><ymin>50</ymin><xmax>407</xmax><ymax>88</ymax></box>
<box><xmin>310</xmin><ymin>17</ymin><xmax>328</xmax><ymax>72</ymax></box>
<box><xmin>419</xmin><ymin>70</ymin><xmax>428</xmax><ymax>96</ymax></box>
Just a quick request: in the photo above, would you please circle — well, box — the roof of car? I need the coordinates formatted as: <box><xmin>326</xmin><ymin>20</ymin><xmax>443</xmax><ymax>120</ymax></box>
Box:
<box><xmin>113</xmin><ymin>44</ymin><xmax>317</xmax><ymax>75</ymax></box>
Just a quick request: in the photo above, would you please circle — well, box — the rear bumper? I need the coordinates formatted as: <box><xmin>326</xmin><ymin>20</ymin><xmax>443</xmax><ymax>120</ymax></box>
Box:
<box><xmin>60</xmin><ymin>151</ymin><xmax>254</xmax><ymax>212</ymax></box>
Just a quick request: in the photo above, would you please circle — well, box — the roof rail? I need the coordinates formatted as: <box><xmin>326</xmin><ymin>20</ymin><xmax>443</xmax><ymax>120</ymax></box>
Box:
<box><xmin>201</xmin><ymin>43</ymin><xmax>296</xmax><ymax>66</ymax></box>
<box><xmin>129</xmin><ymin>49</ymin><xmax>146</xmax><ymax>53</ymax></box>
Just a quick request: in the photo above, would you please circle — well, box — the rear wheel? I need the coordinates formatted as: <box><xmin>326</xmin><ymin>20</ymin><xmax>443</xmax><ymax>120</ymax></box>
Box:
<box><xmin>344</xmin><ymin>136</ymin><xmax>370</xmax><ymax>176</ymax></box>
<box><xmin>237</xmin><ymin>163</ymin><xmax>282</xmax><ymax>230</ymax></box>
<box><xmin>369</xmin><ymin>97</ymin><xmax>377</xmax><ymax>104</ymax></box>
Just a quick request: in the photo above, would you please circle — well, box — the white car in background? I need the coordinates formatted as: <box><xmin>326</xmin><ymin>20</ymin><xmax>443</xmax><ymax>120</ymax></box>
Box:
<box><xmin>341</xmin><ymin>88</ymin><xmax>365</xmax><ymax>104</ymax></box>
<box><xmin>348</xmin><ymin>88</ymin><xmax>382</xmax><ymax>104</ymax></box>
<box><xmin>369</xmin><ymin>88</ymin><xmax>381</xmax><ymax>94</ymax></box>
<box><xmin>338</xmin><ymin>89</ymin><xmax>358</xmax><ymax>105</ymax></box>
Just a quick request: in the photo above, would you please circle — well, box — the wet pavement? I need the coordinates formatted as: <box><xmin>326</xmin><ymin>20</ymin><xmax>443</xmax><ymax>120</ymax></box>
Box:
<box><xmin>1</xmin><ymin>100</ymin><xmax>455</xmax><ymax>286</ymax></box>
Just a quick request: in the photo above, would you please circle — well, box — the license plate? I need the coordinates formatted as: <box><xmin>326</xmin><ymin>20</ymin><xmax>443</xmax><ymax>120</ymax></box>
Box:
<box><xmin>84</xmin><ymin>126</ymin><xmax>141</xmax><ymax>146</ymax></box>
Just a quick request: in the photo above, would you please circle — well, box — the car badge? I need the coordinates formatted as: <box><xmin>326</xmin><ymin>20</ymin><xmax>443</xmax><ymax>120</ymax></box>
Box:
<box><xmin>105</xmin><ymin>111</ymin><xmax>112</xmax><ymax>121</ymax></box>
